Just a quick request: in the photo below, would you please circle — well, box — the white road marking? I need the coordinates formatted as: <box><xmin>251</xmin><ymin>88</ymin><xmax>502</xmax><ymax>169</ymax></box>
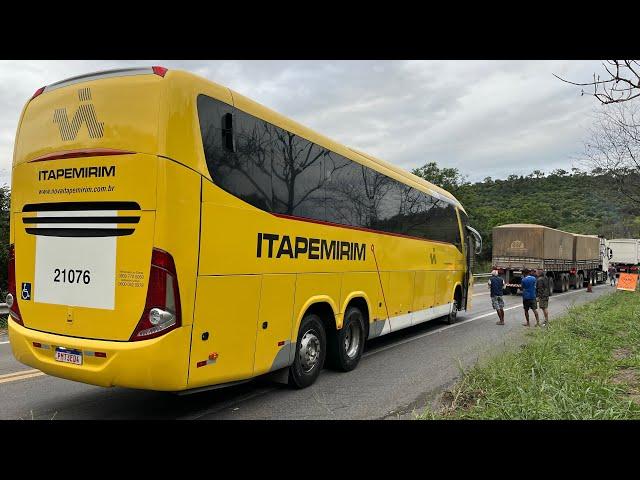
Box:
<box><xmin>0</xmin><ymin>341</ymin><xmax>10</xmax><ymax>345</ymax></box>
<box><xmin>364</xmin><ymin>286</ymin><xmax>606</xmax><ymax>358</ymax></box>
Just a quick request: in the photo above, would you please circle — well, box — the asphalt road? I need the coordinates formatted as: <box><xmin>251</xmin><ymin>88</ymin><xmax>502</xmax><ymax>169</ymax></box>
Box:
<box><xmin>0</xmin><ymin>284</ymin><xmax>614</xmax><ymax>420</ymax></box>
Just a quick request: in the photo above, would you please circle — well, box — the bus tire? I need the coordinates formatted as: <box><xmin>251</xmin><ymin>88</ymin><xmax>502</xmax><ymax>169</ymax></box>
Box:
<box><xmin>327</xmin><ymin>306</ymin><xmax>365</xmax><ymax>372</ymax></box>
<box><xmin>288</xmin><ymin>313</ymin><xmax>327</xmax><ymax>389</ymax></box>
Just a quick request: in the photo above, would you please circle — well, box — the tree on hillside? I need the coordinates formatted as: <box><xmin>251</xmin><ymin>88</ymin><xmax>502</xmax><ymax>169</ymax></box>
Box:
<box><xmin>0</xmin><ymin>186</ymin><xmax>9</xmax><ymax>297</ymax></box>
<box><xmin>411</xmin><ymin>161</ymin><xmax>469</xmax><ymax>193</ymax></box>
<box><xmin>582</xmin><ymin>102</ymin><xmax>640</xmax><ymax>206</ymax></box>
<box><xmin>555</xmin><ymin>60</ymin><xmax>640</xmax><ymax>105</ymax></box>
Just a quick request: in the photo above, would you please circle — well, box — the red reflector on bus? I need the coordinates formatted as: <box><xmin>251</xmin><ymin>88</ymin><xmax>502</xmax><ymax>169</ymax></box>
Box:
<box><xmin>152</xmin><ymin>66</ymin><xmax>168</xmax><ymax>77</ymax></box>
<box><xmin>33</xmin><ymin>342</ymin><xmax>42</xmax><ymax>348</ymax></box>
<box><xmin>197</xmin><ymin>361</ymin><xmax>207</xmax><ymax>368</ymax></box>
<box><xmin>30</xmin><ymin>148</ymin><xmax>134</xmax><ymax>163</ymax></box>
<box><xmin>94</xmin><ymin>352</ymin><xmax>107</xmax><ymax>358</ymax></box>
<box><xmin>277</xmin><ymin>341</ymin><xmax>285</xmax><ymax>346</ymax></box>
<box><xmin>31</xmin><ymin>86</ymin><xmax>45</xmax><ymax>100</ymax></box>
<box><xmin>208</xmin><ymin>352</ymin><xmax>218</xmax><ymax>360</ymax></box>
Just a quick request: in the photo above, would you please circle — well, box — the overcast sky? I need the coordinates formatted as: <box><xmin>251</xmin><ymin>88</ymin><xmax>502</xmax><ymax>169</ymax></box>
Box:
<box><xmin>0</xmin><ymin>60</ymin><xmax>605</xmax><ymax>187</ymax></box>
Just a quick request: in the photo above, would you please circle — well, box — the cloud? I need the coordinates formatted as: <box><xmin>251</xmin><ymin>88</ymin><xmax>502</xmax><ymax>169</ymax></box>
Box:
<box><xmin>0</xmin><ymin>60</ymin><xmax>605</xmax><ymax>186</ymax></box>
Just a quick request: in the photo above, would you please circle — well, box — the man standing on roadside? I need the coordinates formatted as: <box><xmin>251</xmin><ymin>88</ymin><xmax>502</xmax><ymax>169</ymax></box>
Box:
<box><xmin>488</xmin><ymin>270</ymin><xmax>506</xmax><ymax>325</ymax></box>
<box><xmin>608</xmin><ymin>266</ymin><xmax>617</xmax><ymax>286</ymax></box>
<box><xmin>521</xmin><ymin>269</ymin><xmax>541</xmax><ymax>327</ymax></box>
<box><xmin>536</xmin><ymin>269</ymin><xmax>551</xmax><ymax>326</ymax></box>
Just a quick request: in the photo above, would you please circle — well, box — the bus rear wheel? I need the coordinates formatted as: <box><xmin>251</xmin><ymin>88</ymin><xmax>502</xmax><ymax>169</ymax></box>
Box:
<box><xmin>327</xmin><ymin>306</ymin><xmax>365</xmax><ymax>372</ymax></box>
<box><xmin>288</xmin><ymin>313</ymin><xmax>327</xmax><ymax>389</ymax></box>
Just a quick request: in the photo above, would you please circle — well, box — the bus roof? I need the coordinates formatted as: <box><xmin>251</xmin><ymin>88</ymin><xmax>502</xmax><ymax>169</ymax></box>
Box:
<box><xmin>22</xmin><ymin>66</ymin><xmax>466</xmax><ymax>213</ymax></box>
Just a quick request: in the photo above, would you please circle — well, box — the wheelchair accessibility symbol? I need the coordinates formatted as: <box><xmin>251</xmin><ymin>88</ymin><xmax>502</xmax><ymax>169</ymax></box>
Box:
<box><xmin>21</xmin><ymin>282</ymin><xmax>31</xmax><ymax>301</ymax></box>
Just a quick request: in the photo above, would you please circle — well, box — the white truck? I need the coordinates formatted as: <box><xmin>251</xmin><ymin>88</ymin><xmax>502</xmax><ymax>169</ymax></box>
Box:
<box><xmin>608</xmin><ymin>238</ymin><xmax>640</xmax><ymax>275</ymax></box>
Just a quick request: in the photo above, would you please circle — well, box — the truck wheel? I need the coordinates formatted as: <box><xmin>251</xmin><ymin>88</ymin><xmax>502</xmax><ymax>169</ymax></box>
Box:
<box><xmin>288</xmin><ymin>313</ymin><xmax>327</xmax><ymax>389</ymax></box>
<box><xmin>327</xmin><ymin>306</ymin><xmax>365</xmax><ymax>372</ymax></box>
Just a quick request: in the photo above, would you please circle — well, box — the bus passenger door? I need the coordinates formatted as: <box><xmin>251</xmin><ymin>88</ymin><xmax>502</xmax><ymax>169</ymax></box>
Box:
<box><xmin>461</xmin><ymin>234</ymin><xmax>472</xmax><ymax>310</ymax></box>
<box><xmin>464</xmin><ymin>226</ymin><xmax>482</xmax><ymax>311</ymax></box>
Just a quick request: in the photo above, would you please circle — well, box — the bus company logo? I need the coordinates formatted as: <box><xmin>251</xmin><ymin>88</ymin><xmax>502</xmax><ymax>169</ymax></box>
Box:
<box><xmin>509</xmin><ymin>240</ymin><xmax>526</xmax><ymax>252</ymax></box>
<box><xmin>38</xmin><ymin>165</ymin><xmax>116</xmax><ymax>181</ymax></box>
<box><xmin>257</xmin><ymin>233</ymin><xmax>366</xmax><ymax>261</ymax></box>
<box><xmin>53</xmin><ymin>88</ymin><xmax>104</xmax><ymax>141</ymax></box>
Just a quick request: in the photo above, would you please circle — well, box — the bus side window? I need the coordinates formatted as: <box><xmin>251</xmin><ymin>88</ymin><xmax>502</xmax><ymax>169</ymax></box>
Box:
<box><xmin>197</xmin><ymin>95</ymin><xmax>272</xmax><ymax>212</ymax></box>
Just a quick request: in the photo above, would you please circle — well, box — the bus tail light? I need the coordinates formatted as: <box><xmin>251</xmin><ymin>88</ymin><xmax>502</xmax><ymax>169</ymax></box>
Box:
<box><xmin>130</xmin><ymin>248</ymin><xmax>181</xmax><ymax>341</ymax></box>
<box><xmin>7</xmin><ymin>245</ymin><xmax>23</xmax><ymax>326</ymax></box>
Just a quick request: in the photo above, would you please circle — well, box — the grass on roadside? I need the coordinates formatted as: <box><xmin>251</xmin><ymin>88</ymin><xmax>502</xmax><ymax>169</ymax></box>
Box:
<box><xmin>421</xmin><ymin>290</ymin><xmax>640</xmax><ymax>419</ymax></box>
<box><xmin>0</xmin><ymin>315</ymin><xmax>7</xmax><ymax>333</ymax></box>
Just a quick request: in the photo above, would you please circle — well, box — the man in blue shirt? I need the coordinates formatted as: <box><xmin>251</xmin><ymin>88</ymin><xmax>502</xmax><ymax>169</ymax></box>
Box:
<box><xmin>521</xmin><ymin>269</ymin><xmax>540</xmax><ymax>327</ymax></box>
<box><xmin>488</xmin><ymin>270</ymin><xmax>506</xmax><ymax>325</ymax></box>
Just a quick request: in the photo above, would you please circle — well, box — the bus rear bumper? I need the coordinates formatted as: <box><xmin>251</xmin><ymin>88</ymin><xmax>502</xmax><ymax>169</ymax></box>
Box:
<box><xmin>8</xmin><ymin>320</ymin><xmax>191</xmax><ymax>391</ymax></box>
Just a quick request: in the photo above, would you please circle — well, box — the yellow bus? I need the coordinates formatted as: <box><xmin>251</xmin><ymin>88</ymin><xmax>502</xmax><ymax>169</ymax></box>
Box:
<box><xmin>7</xmin><ymin>66</ymin><xmax>481</xmax><ymax>391</ymax></box>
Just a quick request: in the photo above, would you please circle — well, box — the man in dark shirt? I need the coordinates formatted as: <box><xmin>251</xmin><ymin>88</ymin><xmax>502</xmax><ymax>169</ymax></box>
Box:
<box><xmin>536</xmin><ymin>269</ymin><xmax>551</xmax><ymax>326</ymax></box>
<box><xmin>608</xmin><ymin>266</ymin><xmax>617</xmax><ymax>286</ymax></box>
<box><xmin>488</xmin><ymin>270</ymin><xmax>506</xmax><ymax>325</ymax></box>
<box><xmin>521</xmin><ymin>269</ymin><xmax>540</xmax><ymax>327</ymax></box>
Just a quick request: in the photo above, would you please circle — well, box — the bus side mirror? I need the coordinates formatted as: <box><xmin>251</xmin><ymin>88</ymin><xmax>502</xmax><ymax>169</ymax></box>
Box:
<box><xmin>466</xmin><ymin>225</ymin><xmax>482</xmax><ymax>255</ymax></box>
<box><xmin>221</xmin><ymin>112</ymin><xmax>236</xmax><ymax>153</ymax></box>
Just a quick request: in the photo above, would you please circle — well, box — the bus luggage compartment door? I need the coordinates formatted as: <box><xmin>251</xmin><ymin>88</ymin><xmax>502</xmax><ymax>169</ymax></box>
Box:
<box><xmin>188</xmin><ymin>275</ymin><xmax>261</xmax><ymax>388</ymax></box>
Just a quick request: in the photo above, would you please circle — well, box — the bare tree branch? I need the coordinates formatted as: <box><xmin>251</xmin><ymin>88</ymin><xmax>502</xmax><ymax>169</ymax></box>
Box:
<box><xmin>555</xmin><ymin>60</ymin><xmax>640</xmax><ymax>105</ymax></box>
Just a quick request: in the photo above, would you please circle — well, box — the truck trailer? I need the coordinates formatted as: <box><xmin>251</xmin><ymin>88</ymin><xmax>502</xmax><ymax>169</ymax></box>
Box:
<box><xmin>492</xmin><ymin>224</ymin><xmax>607</xmax><ymax>294</ymax></box>
<box><xmin>607</xmin><ymin>238</ymin><xmax>640</xmax><ymax>275</ymax></box>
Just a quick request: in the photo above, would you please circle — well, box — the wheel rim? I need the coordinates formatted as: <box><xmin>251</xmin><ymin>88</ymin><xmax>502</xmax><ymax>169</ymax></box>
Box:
<box><xmin>299</xmin><ymin>329</ymin><xmax>321</xmax><ymax>373</ymax></box>
<box><xmin>344</xmin><ymin>316</ymin><xmax>362</xmax><ymax>359</ymax></box>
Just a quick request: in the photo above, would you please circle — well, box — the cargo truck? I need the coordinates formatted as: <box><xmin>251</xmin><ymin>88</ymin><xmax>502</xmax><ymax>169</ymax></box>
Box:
<box><xmin>492</xmin><ymin>224</ymin><xmax>606</xmax><ymax>295</ymax></box>
<box><xmin>608</xmin><ymin>238</ymin><xmax>640</xmax><ymax>276</ymax></box>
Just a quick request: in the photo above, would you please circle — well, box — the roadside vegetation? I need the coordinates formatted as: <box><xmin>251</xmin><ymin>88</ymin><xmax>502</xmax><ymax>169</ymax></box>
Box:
<box><xmin>422</xmin><ymin>291</ymin><xmax>640</xmax><ymax>419</ymax></box>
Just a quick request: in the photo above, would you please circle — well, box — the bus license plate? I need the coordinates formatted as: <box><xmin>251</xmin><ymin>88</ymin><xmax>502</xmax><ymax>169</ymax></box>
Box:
<box><xmin>55</xmin><ymin>348</ymin><xmax>83</xmax><ymax>365</ymax></box>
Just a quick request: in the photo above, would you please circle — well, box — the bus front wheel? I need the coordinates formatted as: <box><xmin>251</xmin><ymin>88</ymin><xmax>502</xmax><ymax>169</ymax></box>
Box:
<box><xmin>288</xmin><ymin>313</ymin><xmax>327</xmax><ymax>389</ymax></box>
<box><xmin>446</xmin><ymin>298</ymin><xmax>460</xmax><ymax>325</ymax></box>
<box><xmin>327</xmin><ymin>306</ymin><xmax>365</xmax><ymax>372</ymax></box>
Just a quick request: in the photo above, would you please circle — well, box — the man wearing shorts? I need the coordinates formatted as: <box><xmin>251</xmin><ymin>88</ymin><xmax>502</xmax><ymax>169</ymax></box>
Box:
<box><xmin>488</xmin><ymin>270</ymin><xmax>506</xmax><ymax>325</ymax></box>
<box><xmin>521</xmin><ymin>269</ymin><xmax>540</xmax><ymax>327</ymax></box>
<box><xmin>536</xmin><ymin>269</ymin><xmax>551</xmax><ymax>326</ymax></box>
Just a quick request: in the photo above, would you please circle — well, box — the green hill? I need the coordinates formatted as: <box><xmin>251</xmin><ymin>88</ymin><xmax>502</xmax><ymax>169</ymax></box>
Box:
<box><xmin>413</xmin><ymin>163</ymin><xmax>640</xmax><ymax>266</ymax></box>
